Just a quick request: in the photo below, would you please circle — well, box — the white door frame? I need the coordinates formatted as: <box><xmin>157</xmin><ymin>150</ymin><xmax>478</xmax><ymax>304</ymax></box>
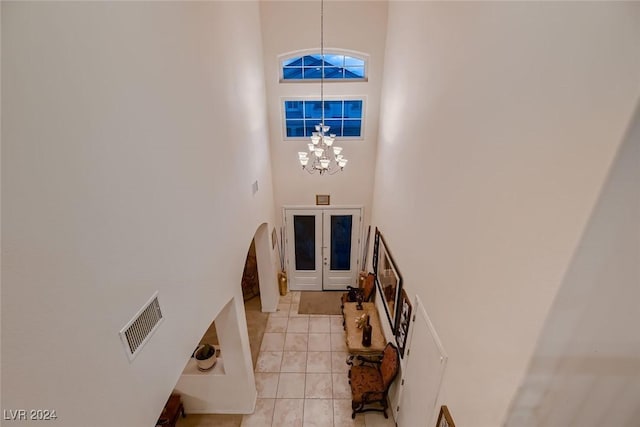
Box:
<box><xmin>284</xmin><ymin>206</ymin><xmax>363</xmax><ymax>291</ymax></box>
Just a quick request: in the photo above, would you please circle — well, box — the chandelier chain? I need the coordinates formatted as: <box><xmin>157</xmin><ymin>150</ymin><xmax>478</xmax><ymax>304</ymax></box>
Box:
<box><xmin>320</xmin><ymin>0</ymin><xmax>324</xmax><ymax>124</ymax></box>
<box><xmin>297</xmin><ymin>0</ymin><xmax>348</xmax><ymax>175</ymax></box>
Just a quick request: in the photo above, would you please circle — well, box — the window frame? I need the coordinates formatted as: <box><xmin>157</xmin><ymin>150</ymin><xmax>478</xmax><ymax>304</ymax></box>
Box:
<box><xmin>279</xmin><ymin>49</ymin><xmax>369</xmax><ymax>83</ymax></box>
<box><xmin>281</xmin><ymin>96</ymin><xmax>366</xmax><ymax>141</ymax></box>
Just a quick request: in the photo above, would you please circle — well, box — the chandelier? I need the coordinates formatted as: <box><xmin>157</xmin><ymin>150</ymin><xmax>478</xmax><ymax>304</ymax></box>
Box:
<box><xmin>298</xmin><ymin>0</ymin><xmax>347</xmax><ymax>175</ymax></box>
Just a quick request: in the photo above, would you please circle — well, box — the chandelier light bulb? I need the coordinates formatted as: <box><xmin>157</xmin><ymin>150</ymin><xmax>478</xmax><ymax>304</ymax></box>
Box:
<box><xmin>314</xmin><ymin>148</ymin><xmax>324</xmax><ymax>157</ymax></box>
<box><xmin>320</xmin><ymin>159</ymin><xmax>330</xmax><ymax>169</ymax></box>
<box><xmin>308</xmin><ymin>143</ymin><xmax>315</xmax><ymax>152</ymax></box>
<box><xmin>333</xmin><ymin>146</ymin><xmax>342</xmax><ymax>155</ymax></box>
<box><xmin>300</xmin><ymin>157</ymin><xmax>309</xmax><ymax>166</ymax></box>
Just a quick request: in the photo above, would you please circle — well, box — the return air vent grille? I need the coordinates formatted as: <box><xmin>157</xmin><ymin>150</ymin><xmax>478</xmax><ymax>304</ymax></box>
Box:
<box><xmin>119</xmin><ymin>292</ymin><xmax>164</xmax><ymax>361</ymax></box>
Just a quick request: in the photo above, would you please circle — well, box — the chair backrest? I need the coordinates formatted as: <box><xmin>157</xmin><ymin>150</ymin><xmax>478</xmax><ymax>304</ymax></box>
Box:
<box><xmin>363</xmin><ymin>273</ymin><xmax>375</xmax><ymax>301</ymax></box>
<box><xmin>380</xmin><ymin>343</ymin><xmax>400</xmax><ymax>389</ymax></box>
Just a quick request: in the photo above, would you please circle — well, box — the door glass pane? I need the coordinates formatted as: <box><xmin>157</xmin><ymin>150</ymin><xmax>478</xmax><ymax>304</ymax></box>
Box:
<box><xmin>294</xmin><ymin>215</ymin><xmax>316</xmax><ymax>270</ymax></box>
<box><xmin>330</xmin><ymin>215</ymin><xmax>352</xmax><ymax>270</ymax></box>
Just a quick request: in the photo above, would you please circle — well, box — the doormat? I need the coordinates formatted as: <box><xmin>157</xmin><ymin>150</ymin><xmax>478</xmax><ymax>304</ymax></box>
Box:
<box><xmin>298</xmin><ymin>291</ymin><xmax>343</xmax><ymax>315</ymax></box>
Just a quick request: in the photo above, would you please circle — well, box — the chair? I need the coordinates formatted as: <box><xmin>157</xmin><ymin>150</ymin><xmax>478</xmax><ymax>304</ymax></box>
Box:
<box><xmin>156</xmin><ymin>394</ymin><xmax>185</xmax><ymax>427</ymax></box>
<box><xmin>341</xmin><ymin>273</ymin><xmax>376</xmax><ymax>328</ymax></box>
<box><xmin>341</xmin><ymin>273</ymin><xmax>375</xmax><ymax>307</ymax></box>
<box><xmin>347</xmin><ymin>342</ymin><xmax>400</xmax><ymax>419</ymax></box>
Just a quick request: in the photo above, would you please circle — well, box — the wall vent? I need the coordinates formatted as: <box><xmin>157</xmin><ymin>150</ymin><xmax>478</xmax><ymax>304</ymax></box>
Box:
<box><xmin>119</xmin><ymin>292</ymin><xmax>164</xmax><ymax>361</ymax></box>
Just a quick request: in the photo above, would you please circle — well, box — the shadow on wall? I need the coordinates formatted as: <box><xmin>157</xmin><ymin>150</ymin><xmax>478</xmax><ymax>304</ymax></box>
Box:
<box><xmin>504</xmin><ymin>103</ymin><xmax>640</xmax><ymax>427</ymax></box>
<box><xmin>242</xmin><ymin>239</ymin><xmax>260</xmax><ymax>301</ymax></box>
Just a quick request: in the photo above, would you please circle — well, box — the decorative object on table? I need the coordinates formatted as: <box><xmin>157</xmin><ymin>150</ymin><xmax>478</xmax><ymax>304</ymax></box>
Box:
<box><xmin>395</xmin><ymin>288</ymin><xmax>412</xmax><ymax>358</ymax></box>
<box><xmin>193</xmin><ymin>344</ymin><xmax>217</xmax><ymax>371</ymax></box>
<box><xmin>343</xmin><ymin>302</ymin><xmax>386</xmax><ymax>355</ymax></box>
<box><xmin>341</xmin><ymin>273</ymin><xmax>375</xmax><ymax>306</ymax></box>
<box><xmin>436</xmin><ymin>405</ymin><xmax>456</xmax><ymax>427</ymax></box>
<box><xmin>347</xmin><ymin>343</ymin><xmax>400</xmax><ymax>418</ymax></box>
<box><xmin>355</xmin><ymin>312</ymin><xmax>368</xmax><ymax>329</ymax></box>
<box><xmin>361</xmin><ymin>314</ymin><xmax>372</xmax><ymax>347</ymax></box>
<box><xmin>355</xmin><ymin>292</ymin><xmax>364</xmax><ymax>310</ymax></box>
<box><xmin>296</xmin><ymin>0</ymin><xmax>348</xmax><ymax>175</ymax></box>
<box><xmin>372</xmin><ymin>228</ymin><xmax>403</xmax><ymax>333</ymax></box>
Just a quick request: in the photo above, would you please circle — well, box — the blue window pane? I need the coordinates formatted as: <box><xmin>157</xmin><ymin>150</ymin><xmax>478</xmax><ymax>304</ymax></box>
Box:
<box><xmin>325</xmin><ymin>120</ymin><xmax>343</xmax><ymax>137</ymax></box>
<box><xmin>284</xmin><ymin>101</ymin><xmax>304</xmax><ymax>119</ymax></box>
<box><xmin>323</xmin><ymin>54</ymin><xmax>344</xmax><ymax>68</ymax></box>
<box><xmin>324</xmin><ymin>101</ymin><xmax>343</xmax><ymax>118</ymax></box>
<box><xmin>323</xmin><ymin>67</ymin><xmax>343</xmax><ymax>79</ymax></box>
<box><xmin>304</xmin><ymin>122</ymin><xmax>320</xmax><ymax>137</ymax></box>
<box><xmin>283</xmin><ymin>67</ymin><xmax>303</xmax><ymax>80</ymax></box>
<box><xmin>283</xmin><ymin>56</ymin><xmax>303</xmax><ymax>66</ymax></box>
<box><xmin>343</xmin><ymin>120</ymin><xmax>361</xmax><ymax>137</ymax></box>
<box><xmin>303</xmin><ymin>55</ymin><xmax>323</xmax><ymax>66</ymax></box>
<box><xmin>303</xmin><ymin>67</ymin><xmax>322</xmax><ymax>79</ymax></box>
<box><xmin>344</xmin><ymin>100</ymin><xmax>363</xmax><ymax>118</ymax></box>
<box><xmin>344</xmin><ymin>56</ymin><xmax>363</xmax><ymax>67</ymax></box>
<box><xmin>330</xmin><ymin>215</ymin><xmax>352</xmax><ymax>271</ymax></box>
<box><xmin>282</xmin><ymin>54</ymin><xmax>364</xmax><ymax>80</ymax></box>
<box><xmin>284</xmin><ymin>98</ymin><xmax>363</xmax><ymax>139</ymax></box>
<box><xmin>305</xmin><ymin>101</ymin><xmax>322</xmax><ymax>119</ymax></box>
<box><xmin>286</xmin><ymin>120</ymin><xmax>305</xmax><ymax>137</ymax></box>
<box><xmin>344</xmin><ymin>67</ymin><xmax>364</xmax><ymax>79</ymax></box>
<box><xmin>294</xmin><ymin>215</ymin><xmax>316</xmax><ymax>271</ymax></box>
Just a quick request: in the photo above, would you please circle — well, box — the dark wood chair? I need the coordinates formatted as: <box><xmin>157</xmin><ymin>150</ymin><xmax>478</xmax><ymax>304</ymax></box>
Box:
<box><xmin>341</xmin><ymin>273</ymin><xmax>376</xmax><ymax>327</ymax></box>
<box><xmin>156</xmin><ymin>393</ymin><xmax>185</xmax><ymax>427</ymax></box>
<box><xmin>347</xmin><ymin>342</ymin><xmax>400</xmax><ymax>419</ymax></box>
<box><xmin>341</xmin><ymin>273</ymin><xmax>375</xmax><ymax>307</ymax></box>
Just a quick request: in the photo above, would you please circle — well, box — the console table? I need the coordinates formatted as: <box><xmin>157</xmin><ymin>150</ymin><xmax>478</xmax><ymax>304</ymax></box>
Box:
<box><xmin>342</xmin><ymin>302</ymin><xmax>386</xmax><ymax>355</ymax></box>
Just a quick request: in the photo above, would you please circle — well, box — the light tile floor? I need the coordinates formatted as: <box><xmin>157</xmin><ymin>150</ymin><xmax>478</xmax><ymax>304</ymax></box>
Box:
<box><xmin>241</xmin><ymin>291</ymin><xmax>396</xmax><ymax>427</ymax></box>
<box><xmin>177</xmin><ymin>292</ymin><xmax>396</xmax><ymax>427</ymax></box>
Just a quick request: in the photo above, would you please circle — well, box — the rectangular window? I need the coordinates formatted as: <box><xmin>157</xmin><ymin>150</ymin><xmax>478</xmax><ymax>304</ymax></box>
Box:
<box><xmin>283</xmin><ymin>100</ymin><xmax>363</xmax><ymax>138</ymax></box>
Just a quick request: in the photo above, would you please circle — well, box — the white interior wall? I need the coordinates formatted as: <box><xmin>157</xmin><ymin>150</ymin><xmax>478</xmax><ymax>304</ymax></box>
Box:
<box><xmin>175</xmin><ymin>296</ymin><xmax>257</xmax><ymax>414</ymax></box>
<box><xmin>1</xmin><ymin>2</ymin><xmax>275</xmax><ymax>426</ymax></box>
<box><xmin>505</xmin><ymin>104</ymin><xmax>640</xmax><ymax>427</ymax></box>
<box><xmin>254</xmin><ymin>222</ymin><xmax>279</xmax><ymax>312</ymax></box>
<box><xmin>374</xmin><ymin>2</ymin><xmax>640</xmax><ymax>426</ymax></box>
<box><xmin>260</xmin><ymin>1</ymin><xmax>387</xmax><ymax>230</ymax></box>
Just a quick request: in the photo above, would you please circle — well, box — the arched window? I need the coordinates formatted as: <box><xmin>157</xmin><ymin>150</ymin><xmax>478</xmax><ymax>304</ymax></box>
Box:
<box><xmin>281</xmin><ymin>53</ymin><xmax>366</xmax><ymax>81</ymax></box>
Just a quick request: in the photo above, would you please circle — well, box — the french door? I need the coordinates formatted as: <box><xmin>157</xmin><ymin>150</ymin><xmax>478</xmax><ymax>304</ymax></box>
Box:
<box><xmin>284</xmin><ymin>207</ymin><xmax>362</xmax><ymax>291</ymax></box>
